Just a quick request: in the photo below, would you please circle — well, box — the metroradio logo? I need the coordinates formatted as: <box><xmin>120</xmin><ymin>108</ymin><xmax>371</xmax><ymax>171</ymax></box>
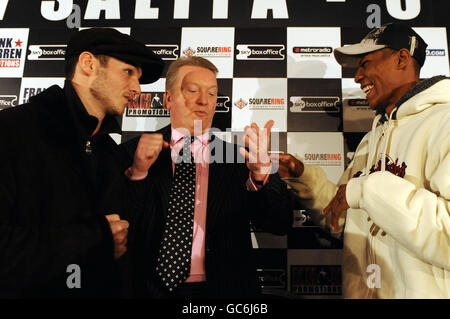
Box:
<box><xmin>236</xmin><ymin>44</ymin><xmax>285</xmax><ymax>60</ymax></box>
<box><xmin>28</xmin><ymin>45</ymin><xmax>66</xmax><ymax>60</ymax></box>
<box><xmin>347</xmin><ymin>99</ymin><xmax>369</xmax><ymax>107</ymax></box>
<box><xmin>126</xmin><ymin>92</ymin><xmax>169</xmax><ymax>117</ymax></box>
<box><xmin>292</xmin><ymin>46</ymin><xmax>333</xmax><ymax>57</ymax></box>
<box><xmin>0</xmin><ymin>37</ymin><xmax>23</xmax><ymax>68</ymax></box>
<box><xmin>290</xmin><ymin>96</ymin><xmax>340</xmax><ymax>113</ymax></box>
<box><xmin>147</xmin><ymin>44</ymin><xmax>179</xmax><ymax>60</ymax></box>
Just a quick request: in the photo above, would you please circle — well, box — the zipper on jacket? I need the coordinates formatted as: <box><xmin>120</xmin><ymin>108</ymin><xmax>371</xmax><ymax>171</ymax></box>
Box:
<box><xmin>85</xmin><ymin>140</ymin><xmax>92</xmax><ymax>154</ymax></box>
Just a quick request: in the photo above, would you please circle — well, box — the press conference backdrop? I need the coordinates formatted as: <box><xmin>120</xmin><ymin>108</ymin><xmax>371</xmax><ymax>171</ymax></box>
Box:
<box><xmin>1</xmin><ymin>0</ymin><xmax>449</xmax><ymax>298</ymax></box>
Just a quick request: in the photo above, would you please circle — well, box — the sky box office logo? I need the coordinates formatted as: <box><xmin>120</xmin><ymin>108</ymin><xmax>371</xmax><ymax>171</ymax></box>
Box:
<box><xmin>290</xmin><ymin>96</ymin><xmax>340</xmax><ymax>113</ymax></box>
<box><xmin>0</xmin><ymin>37</ymin><xmax>24</xmax><ymax>68</ymax></box>
<box><xmin>146</xmin><ymin>44</ymin><xmax>179</xmax><ymax>60</ymax></box>
<box><xmin>292</xmin><ymin>46</ymin><xmax>333</xmax><ymax>57</ymax></box>
<box><xmin>126</xmin><ymin>92</ymin><xmax>169</xmax><ymax>117</ymax></box>
<box><xmin>215</xmin><ymin>96</ymin><xmax>230</xmax><ymax>113</ymax></box>
<box><xmin>28</xmin><ymin>45</ymin><xmax>66</xmax><ymax>60</ymax></box>
<box><xmin>183</xmin><ymin>46</ymin><xmax>232</xmax><ymax>58</ymax></box>
<box><xmin>236</xmin><ymin>44</ymin><xmax>285</xmax><ymax>60</ymax></box>
<box><xmin>0</xmin><ymin>95</ymin><xmax>18</xmax><ymax>109</ymax></box>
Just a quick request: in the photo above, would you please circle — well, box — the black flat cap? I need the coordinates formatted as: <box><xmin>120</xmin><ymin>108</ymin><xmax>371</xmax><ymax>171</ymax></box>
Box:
<box><xmin>65</xmin><ymin>28</ymin><xmax>164</xmax><ymax>84</ymax></box>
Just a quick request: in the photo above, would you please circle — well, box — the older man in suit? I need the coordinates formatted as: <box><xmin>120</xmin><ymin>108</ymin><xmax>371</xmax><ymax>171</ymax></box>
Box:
<box><xmin>123</xmin><ymin>56</ymin><xmax>293</xmax><ymax>298</ymax></box>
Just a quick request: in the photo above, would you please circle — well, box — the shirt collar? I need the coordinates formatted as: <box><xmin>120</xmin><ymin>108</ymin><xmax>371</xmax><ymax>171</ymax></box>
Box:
<box><xmin>170</xmin><ymin>127</ymin><xmax>210</xmax><ymax>146</ymax></box>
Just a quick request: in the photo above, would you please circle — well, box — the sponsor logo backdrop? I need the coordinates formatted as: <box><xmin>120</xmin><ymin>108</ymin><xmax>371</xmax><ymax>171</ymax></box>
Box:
<box><xmin>0</xmin><ymin>0</ymin><xmax>449</xmax><ymax>298</ymax></box>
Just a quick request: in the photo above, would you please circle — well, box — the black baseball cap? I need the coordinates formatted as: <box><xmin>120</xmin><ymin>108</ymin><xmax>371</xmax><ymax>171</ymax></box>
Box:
<box><xmin>334</xmin><ymin>23</ymin><xmax>428</xmax><ymax>68</ymax></box>
<box><xmin>65</xmin><ymin>28</ymin><xmax>164</xmax><ymax>84</ymax></box>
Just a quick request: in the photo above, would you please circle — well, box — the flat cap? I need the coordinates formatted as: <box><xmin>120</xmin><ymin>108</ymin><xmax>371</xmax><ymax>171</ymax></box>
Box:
<box><xmin>65</xmin><ymin>28</ymin><xmax>164</xmax><ymax>84</ymax></box>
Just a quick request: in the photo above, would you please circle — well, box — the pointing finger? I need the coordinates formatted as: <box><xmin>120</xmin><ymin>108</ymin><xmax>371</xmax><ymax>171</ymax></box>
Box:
<box><xmin>264</xmin><ymin>120</ymin><xmax>274</xmax><ymax>134</ymax></box>
<box><xmin>239</xmin><ymin>147</ymin><xmax>250</xmax><ymax>161</ymax></box>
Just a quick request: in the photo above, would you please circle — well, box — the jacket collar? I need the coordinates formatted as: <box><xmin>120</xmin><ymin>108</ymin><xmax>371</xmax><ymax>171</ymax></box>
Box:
<box><xmin>376</xmin><ymin>75</ymin><xmax>448</xmax><ymax>121</ymax></box>
<box><xmin>30</xmin><ymin>80</ymin><xmax>122</xmax><ymax>140</ymax></box>
<box><xmin>63</xmin><ymin>80</ymin><xmax>122</xmax><ymax>138</ymax></box>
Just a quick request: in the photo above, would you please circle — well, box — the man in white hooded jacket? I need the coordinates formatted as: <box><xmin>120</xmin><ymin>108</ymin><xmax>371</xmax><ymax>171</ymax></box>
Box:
<box><xmin>278</xmin><ymin>23</ymin><xmax>450</xmax><ymax>298</ymax></box>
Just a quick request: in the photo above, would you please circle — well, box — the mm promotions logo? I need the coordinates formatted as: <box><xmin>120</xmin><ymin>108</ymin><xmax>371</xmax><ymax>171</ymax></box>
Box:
<box><xmin>126</xmin><ymin>92</ymin><xmax>169</xmax><ymax>117</ymax></box>
<box><xmin>0</xmin><ymin>95</ymin><xmax>18</xmax><ymax>110</ymax></box>
<box><xmin>183</xmin><ymin>46</ymin><xmax>232</xmax><ymax>58</ymax></box>
<box><xmin>236</xmin><ymin>45</ymin><xmax>285</xmax><ymax>60</ymax></box>
<box><xmin>28</xmin><ymin>45</ymin><xmax>66</xmax><ymax>60</ymax></box>
<box><xmin>293</xmin><ymin>46</ymin><xmax>333</xmax><ymax>57</ymax></box>
<box><xmin>147</xmin><ymin>44</ymin><xmax>179</xmax><ymax>60</ymax></box>
<box><xmin>290</xmin><ymin>96</ymin><xmax>340</xmax><ymax>113</ymax></box>
<box><xmin>235</xmin><ymin>97</ymin><xmax>285</xmax><ymax>110</ymax></box>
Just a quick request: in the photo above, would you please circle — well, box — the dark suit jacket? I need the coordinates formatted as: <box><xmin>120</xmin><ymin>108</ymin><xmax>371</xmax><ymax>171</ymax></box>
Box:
<box><xmin>122</xmin><ymin>125</ymin><xmax>293</xmax><ymax>298</ymax></box>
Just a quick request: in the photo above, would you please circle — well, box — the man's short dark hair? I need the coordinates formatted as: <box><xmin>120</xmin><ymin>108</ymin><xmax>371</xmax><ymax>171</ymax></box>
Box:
<box><xmin>64</xmin><ymin>54</ymin><xmax>110</xmax><ymax>80</ymax></box>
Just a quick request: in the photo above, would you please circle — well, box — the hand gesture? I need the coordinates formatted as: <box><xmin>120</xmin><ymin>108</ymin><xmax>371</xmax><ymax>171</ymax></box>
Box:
<box><xmin>239</xmin><ymin>120</ymin><xmax>274</xmax><ymax>181</ymax></box>
<box><xmin>322</xmin><ymin>184</ymin><xmax>349</xmax><ymax>231</ymax></box>
<box><xmin>105</xmin><ymin>214</ymin><xmax>129</xmax><ymax>259</ymax></box>
<box><xmin>131</xmin><ymin>133</ymin><xmax>169</xmax><ymax>178</ymax></box>
<box><xmin>272</xmin><ymin>153</ymin><xmax>304</xmax><ymax>178</ymax></box>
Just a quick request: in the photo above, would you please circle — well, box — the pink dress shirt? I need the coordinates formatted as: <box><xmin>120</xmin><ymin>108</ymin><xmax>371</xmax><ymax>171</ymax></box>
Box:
<box><xmin>170</xmin><ymin>128</ymin><xmax>209</xmax><ymax>282</ymax></box>
<box><xmin>126</xmin><ymin>128</ymin><xmax>271</xmax><ymax>283</ymax></box>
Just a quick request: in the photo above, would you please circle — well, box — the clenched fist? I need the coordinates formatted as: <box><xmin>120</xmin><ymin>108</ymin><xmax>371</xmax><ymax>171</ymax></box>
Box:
<box><xmin>105</xmin><ymin>214</ymin><xmax>129</xmax><ymax>259</ymax></box>
<box><xmin>130</xmin><ymin>133</ymin><xmax>169</xmax><ymax>178</ymax></box>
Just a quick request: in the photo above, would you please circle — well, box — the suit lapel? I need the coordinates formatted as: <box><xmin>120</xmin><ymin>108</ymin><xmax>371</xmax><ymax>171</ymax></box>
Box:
<box><xmin>153</xmin><ymin>146</ymin><xmax>172</xmax><ymax>219</ymax></box>
<box><xmin>206</xmin><ymin>139</ymin><xmax>229</xmax><ymax>233</ymax></box>
<box><xmin>153</xmin><ymin>125</ymin><xmax>173</xmax><ymax>219</ymax></box>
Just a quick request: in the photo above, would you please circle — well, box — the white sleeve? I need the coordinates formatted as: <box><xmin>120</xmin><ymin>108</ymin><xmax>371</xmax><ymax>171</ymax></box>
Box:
<box><xmin>283</xmin><ymin>164</ymin><xmax>344</xmax><ymax>236</ymax></box>
<box><xmin>282</xmin><ymin>133</ymin><xmax>371</xmax><ymax>236</ymax></box>
<box><xmin>346</xmin><ymin>152</ymin><xmax>450</xmax><ymax>270</ymax></box>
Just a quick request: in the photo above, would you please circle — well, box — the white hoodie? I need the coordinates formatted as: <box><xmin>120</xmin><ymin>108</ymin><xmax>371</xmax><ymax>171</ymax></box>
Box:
<box><xmin>284</xmin><ymin>76</ymin><xmax>450</xmax><ymax>298</ymax></box>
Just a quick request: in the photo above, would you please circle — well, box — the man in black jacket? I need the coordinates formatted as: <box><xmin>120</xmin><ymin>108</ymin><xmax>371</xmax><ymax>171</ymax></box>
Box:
<box><xmin>123</xmin><ymin>56</ymin><xmax>293</xmax><ymax>298</ymax></box>
<box><xmin>0</xmin><ymin>28</ymin><xmax>164</xmax><ymax>297</ymax></box>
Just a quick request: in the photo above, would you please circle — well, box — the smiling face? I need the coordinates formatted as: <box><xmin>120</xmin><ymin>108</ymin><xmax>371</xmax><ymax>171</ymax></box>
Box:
<box><xmin>90</xmin><ymin>56</ymin><xmax>142</xmax><ymax>116</ymax></box>
<box><xmin>165</xmin><ymin>65</ymin><xmax>218</xmax><ymax>135</ymax></box>
<box><xmin>354</xmin><ymin>49</ymin><xmax>405</xmax><ymax>114</ymax></box>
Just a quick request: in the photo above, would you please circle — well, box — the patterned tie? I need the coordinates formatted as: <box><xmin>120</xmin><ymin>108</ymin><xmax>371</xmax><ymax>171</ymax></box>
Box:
<box><xmin>156</xmin><ymin>136</ymin><xmax>196</xmax><ymax>292</ymax></box>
